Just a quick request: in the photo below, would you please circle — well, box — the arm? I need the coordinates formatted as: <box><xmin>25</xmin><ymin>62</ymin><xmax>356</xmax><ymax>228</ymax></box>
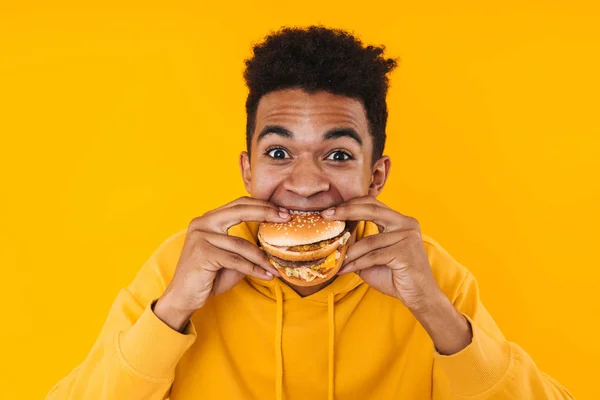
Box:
<box><xmin>326</xmin><ymin>197</ymin><xmax>575</xmax><ymax>400</ymax></box>
<box><xmin>46</xmin><ymin>198</ymin><xmax>286</xmax><ymax>399</ymax></box>
<box><xmin>429</xmin><ymin>261</ymin><xmax>575</xmax><ymax>399</ymax></box>
<box><xmin>45</xmin><ymin>231</ymin><xmax>196</xmax><ymax>400</ymax></box>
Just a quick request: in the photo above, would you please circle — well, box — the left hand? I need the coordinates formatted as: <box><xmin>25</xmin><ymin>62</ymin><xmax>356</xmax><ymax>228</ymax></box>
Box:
<box><xmin>321</xmin><ymin>196</ymin><xmax>441</xmax><ymax>313</ymax></box>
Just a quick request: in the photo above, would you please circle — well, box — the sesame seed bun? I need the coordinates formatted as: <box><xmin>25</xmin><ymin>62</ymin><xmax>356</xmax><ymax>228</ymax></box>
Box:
<box><xmin>257</xmin><ymin>211</ymin><xmax>346</xmax><ymax>247</ymax></box>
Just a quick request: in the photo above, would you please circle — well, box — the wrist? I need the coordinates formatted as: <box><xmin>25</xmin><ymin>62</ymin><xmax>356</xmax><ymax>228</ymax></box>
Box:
<box><xmin>153</xmin><ymin>293</ymin><xmax>195</xmax><ymax>332</ymax></box>
<box><xmin>408</xmin><ymin>289</ymin><xmax>473</xmax><ymax>355</ymax></box>
<box><xmin>415</xmin><ymin>291</ymin><xmax>473</xmax><ymax>355</ymax></box>
<box><xmin>401</xmin><ymin>283</ymin><xmax>444</xmax><ymax>316</ymax></box>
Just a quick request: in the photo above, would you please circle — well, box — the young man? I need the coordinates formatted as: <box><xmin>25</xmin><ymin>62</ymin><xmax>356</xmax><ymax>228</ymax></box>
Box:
<box><xmin>47</xmin><ymin>26</ymin><xmax>573</xmax><ymax>399</ymax></box>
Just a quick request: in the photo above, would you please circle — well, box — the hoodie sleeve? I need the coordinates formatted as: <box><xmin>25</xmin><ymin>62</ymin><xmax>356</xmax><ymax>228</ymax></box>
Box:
<box><xmin>430</xmin><ymin>258</ymin><xmax>574</xmax><ymax>399</ymax></box>
<box><xmin>45</xmin><ymin>230</ymin><xmax>196</xmax><ymax>400</ymax></box>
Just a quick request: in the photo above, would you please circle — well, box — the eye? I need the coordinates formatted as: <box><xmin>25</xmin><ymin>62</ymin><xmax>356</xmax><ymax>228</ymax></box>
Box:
<box><xmin>326</xmin><ymin>150</ymin><xmax>353</xmax><ymax>162</ymax></box>
<box><xmin>266</xmin><ymin>147</ymin><xmax>291</xmax><ymax>159</ymax></box>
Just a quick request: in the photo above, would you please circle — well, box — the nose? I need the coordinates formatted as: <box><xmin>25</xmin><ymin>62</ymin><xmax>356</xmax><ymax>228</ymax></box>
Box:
<box><xmin>282</xmin><ymin>158</ymin><xmax>330</xmax><ymax>198</ymax></box>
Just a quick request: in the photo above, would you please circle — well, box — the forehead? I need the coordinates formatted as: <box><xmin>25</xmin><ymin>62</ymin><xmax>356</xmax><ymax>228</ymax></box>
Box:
<box><xmin>254</xmin><ymin>89</ymin><xmax>370</xmax><ymax>135</ymax></box>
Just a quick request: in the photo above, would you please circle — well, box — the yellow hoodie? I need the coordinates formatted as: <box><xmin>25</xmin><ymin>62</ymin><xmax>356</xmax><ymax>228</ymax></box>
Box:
<box><xmin>47</xmin><ymin>220</ymin><xmax>573</xmax><ymax>399</ymax></box>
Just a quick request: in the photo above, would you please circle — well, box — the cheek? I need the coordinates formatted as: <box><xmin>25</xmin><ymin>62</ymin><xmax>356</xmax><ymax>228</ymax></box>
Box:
<box><xmin>250</xmin><ymin>160</ymin><xmax>371</xmax><ymax>200</ymax></box>
<box><xmin>250</xmin><ymin>164</ymin><xmax>284</xmax><ymax>199</ymax></box>
<box><xmin>330</xmin><ymin>170</ymin><xmax>371</xmax><ymax>199</ymax></box>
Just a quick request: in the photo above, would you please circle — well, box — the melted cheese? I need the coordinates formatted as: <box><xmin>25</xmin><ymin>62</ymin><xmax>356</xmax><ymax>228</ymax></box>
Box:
<box><xmin>283</xmin><ymin>250</ymin><xmax>340</xmax><ymax>282</ymax></box>
<box><xmin>314</xmin><ymin>250</ymin><xmax>339</xmax><ymax>272</ymax></box>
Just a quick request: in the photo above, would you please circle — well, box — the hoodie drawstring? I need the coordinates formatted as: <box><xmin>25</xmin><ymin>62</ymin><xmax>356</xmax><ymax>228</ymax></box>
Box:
<box><xmin>328</xmin><ymin>291</ymin><xmax>335</xmax><ymax>400</ymax></box>
<box><xmin>275</xmin><ymin>285</ymin><xmax>284</xmax><ymax>400</ymax></box>
<box><xmin>273</xmin><ymin>286</ymin><xmax>336</xmax><ymax>400</ymax></box>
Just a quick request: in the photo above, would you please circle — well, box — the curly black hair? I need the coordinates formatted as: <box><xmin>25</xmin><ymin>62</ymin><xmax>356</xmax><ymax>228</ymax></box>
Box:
<box><xmin>243</xmin><ymin>26</ymin><xmax>398</xmax><ymax>163</ymax></box>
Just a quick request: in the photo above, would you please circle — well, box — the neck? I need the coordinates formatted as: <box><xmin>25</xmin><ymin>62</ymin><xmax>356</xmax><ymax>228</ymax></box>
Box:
<box><xmin>290</xmin><ymin>278</ymin><xmax>335</xmax><ymax>297</ymax></box>
<box><xmin>284</xmin><ymin>224</ymin><xmax>360</xmax><ymax>297</ymax></box>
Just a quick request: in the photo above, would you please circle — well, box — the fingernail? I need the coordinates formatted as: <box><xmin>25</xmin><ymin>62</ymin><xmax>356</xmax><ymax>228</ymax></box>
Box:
<box><xmin>279</xmin><ymin>206</ymin><xmax>288</xmax><ymax>212</ymax></box>
<box><xmin>265</xmin><ymin>271</ymin><xmax>273</xmax><ymax>277</ymax></box>
<box><xmin>338</xmin><ymin>267</ymin><xmax>347</xmax><ymax>274</ymax></box>
<box><xmin>278</xmin><ymin>211</ymin><xmax>289</xmax><ymax>218</ymax></box>
<box><xmin>322</xmin><ymin>208</ymin><xmax>335</xmax><ymax>216</ymax></box>
<box><xmin>344</xmin><ymin>255</ymin><xmax>348</xmax><ymax>260</ymax></box>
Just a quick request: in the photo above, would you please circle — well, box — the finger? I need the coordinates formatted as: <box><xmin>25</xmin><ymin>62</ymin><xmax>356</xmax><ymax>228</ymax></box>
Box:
<box><xmin>203</xmin><ymin>232</ymin><xmax>280</xmax><ymax>277</ymax></box>
<box><xmin>211</xmin><ymin>246</ymin><xmax>275</xmax><ymax>280</ymax></box>
<box><xmin>343</xmin><ymin>230</ymin><xmax>406</xmax><ymax>266</ymax></box>
<box><xmin>192</xmin><ymin>204</ymin><xmax>291</xmax><ymax>233</ymax></box>
<box><xmin>323</xmin><ymin>202</ymin><xmax>397</xmax><ymax>231</ymax></box>
<box><xmin>218</xmin><ymin>196</ymin><xmax>288</xmax><ymax>213</ymax></box>
<box><xmin>322</xmin><ymin>195</ymin><xmax>386</xmax><ymax>210</ymax></box>
<box><xmin>212</xmin><ymin>268</ymin><xmax>246</xmax><ymax>297</ymax></box>
<box><xmin>322</xmin><ymin>201</ymin><xmax>418</xmax><ymax>233</ymax></box>
<box><xmin>334</xmin><ymin>195</ymin><xmax>384</xmax><ymax>206</ymax></box>
<box><xmin>338</xmin><ymin>245</ymin><xmax>397</xmax><ymax>275</ymax></box>
<box><xmin>190</xmin><ymin>196</ymin><xmax>287</xmax><ymax>231</ymax></box>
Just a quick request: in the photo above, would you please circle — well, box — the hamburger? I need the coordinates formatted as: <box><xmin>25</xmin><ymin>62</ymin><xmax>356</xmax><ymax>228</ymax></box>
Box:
<box><xmin>257</xmin><ymin>210</ymin><xmax>351</xmax><ymax>286</ymax></box>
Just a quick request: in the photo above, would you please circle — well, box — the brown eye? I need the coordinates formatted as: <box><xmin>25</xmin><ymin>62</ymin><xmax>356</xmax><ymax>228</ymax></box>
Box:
<box><xmin>267</xmin><ymin>148</ymin><xmax>290</xmax><ymax>159</ymax></box>
<box><xmin>326</xmin><ymin>150</ymin><xmax>352</xmax><ymax>161</ymax></box>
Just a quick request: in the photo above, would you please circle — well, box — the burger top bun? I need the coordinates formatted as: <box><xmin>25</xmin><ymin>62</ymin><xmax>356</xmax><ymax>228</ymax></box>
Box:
<box><xmin>258</xmin><ymin>211</ymin><xmax>345</xmax><ymax>247</ymax></box>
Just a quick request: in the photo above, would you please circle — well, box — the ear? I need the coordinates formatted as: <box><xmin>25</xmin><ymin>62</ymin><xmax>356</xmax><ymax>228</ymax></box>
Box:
<box><xmin>368</xmin><ymin>156</ymin><xmax>391</xmax><ymax>197</ymax></box>
<box><xmin>239</xmin><ymin>151</ymin><xmax>252</xmax><ymax>194</ymax></box>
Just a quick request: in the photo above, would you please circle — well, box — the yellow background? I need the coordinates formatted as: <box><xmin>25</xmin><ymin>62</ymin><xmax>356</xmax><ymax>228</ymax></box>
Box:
<box><xmin>1</xmin><ymin>1</ymin><xmax>598</xmax><ymax>398</ymax></box>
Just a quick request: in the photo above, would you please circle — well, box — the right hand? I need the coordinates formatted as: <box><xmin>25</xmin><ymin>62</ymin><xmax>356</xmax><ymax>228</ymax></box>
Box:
<box><xmin>153</xmin><ymin>197</ymin><xmax>290</xmax><ymax>331</ymax></box>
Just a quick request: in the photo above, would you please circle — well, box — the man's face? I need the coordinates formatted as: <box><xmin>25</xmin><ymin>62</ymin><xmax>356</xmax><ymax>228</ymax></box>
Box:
<box><xmin>240</xmin><ymin>88</ymin><xmax>389</xmax><ymax>211</ymax></box>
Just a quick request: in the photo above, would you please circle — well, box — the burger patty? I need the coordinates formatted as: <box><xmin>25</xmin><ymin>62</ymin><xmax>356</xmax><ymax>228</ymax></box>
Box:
<box><xmin>267</xmin><ymin>254</ymin><xmax>327</xmax><ymax>269</ymax></box>
<box><xmin>285</xmin><ymin>231</ymin><xmax>346</xmax><ymax>252</ymax></box>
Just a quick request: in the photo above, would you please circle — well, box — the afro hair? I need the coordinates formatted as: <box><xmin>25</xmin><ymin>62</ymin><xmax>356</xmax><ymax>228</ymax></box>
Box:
<box><xmin>244</xmin><ymin>26</ymin><xmax>398</xmax><ymax>162</ymax></box>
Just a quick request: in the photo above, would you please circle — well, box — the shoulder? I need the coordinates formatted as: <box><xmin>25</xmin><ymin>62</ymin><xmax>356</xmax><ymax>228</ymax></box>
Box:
<box><xmin>420</xmin><ymin>233</ymin><xmax>472</xmax><ymax>303</ymax></box>
<box><xmin>153</xmin><ymin>228</ymin><xmax>188</xmax><ymax>278</ymax></box>
<box><xmin>155</xmin><ymin>229</ymin><xmax>188</xmax><ymax>259</ymax></box>
<box><xmin>126</xmin><ymin>229</ymin><xmax>188</xmax><ymax>302</ymax></box>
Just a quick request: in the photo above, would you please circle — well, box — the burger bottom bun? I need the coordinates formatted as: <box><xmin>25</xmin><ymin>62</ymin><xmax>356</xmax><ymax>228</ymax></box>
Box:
<box><xmin>275</xmin><ymin>242</ymin><xmax>349</xmax><ymax>287</ymax></box>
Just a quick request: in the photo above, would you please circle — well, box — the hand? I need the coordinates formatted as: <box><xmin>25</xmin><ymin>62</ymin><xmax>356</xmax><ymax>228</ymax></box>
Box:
<box><xmin>322</xmin><ymin>196</ymin><xmax>473</xmax><ymax>355</ymax></box>
<box><xmin>154</xmin><ymin>197</ymin><xmax>290</xmax><ymax>331</ymax></box>
<box><xmin>321</xmin><ymin>196</ymin><xmax>439</xmax><ymax>313</ymax></box>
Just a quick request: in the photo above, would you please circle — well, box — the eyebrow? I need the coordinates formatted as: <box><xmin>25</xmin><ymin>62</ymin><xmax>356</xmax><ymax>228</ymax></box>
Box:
<box><xmin>256</xmin><ymin>125</ymin><xmax>363</xmax><ymax>147</ymax></box>
<box><xmin>256</xmin><ymin>125</ymin><xmax>293</xmax><ymax>143</ymax></box>
<box><xmin>323</xmin><ymin>128</ymin><xmax>363</xmax><ymax>146</ymax></box>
